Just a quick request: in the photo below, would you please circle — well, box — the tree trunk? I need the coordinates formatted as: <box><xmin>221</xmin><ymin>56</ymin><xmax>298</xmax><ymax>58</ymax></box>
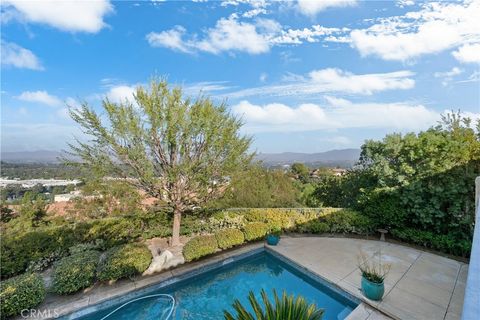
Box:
<box><xmin>171</xmin><ymin>208</ymin><xmax>182</xmax><ymax>246</ymax></box>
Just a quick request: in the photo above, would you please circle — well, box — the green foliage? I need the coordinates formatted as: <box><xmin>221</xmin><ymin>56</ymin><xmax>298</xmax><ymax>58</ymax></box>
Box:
<box><xmin>391</xmin><ymin>228</ymin><xmax>472</xmax><ymax>257</ymax></box>
<box><xmin>211</xmin><ymin>165</ymin><xmax>299</xmax><ymax>208</ymax></box>
<box><xmin>183</xmin><ymin>235</ymin><xmax>219</xmax><ymax>262</ymax></box>
<box><xmin>311</xmin><ymin>112</ymin><xmax>479</xmax><ymax>256</ymax></box>
<box><xmin>69</xmin><ymin>181</ymin><xmax>144</xmax><ymax>219</ymax></box>
<box><xmin>357</xmin><ymin>187</ymin><xmax>405</xmax><ymax>229</ymax></box>
<box><xmin>0</xmin><ymin>273</ymin><xmax>46</xmax><ymax>319</ymax></box>
<box><xmin>243</xmin><ymin>222</ymin><xmax>268</xmax><ymax>241</ymax></box>
<box><xmin>52</xmin><ymin>250</ymin><xmax>101</xmax><ymax>294</ymax></box>
<box><xmin>291</xmin><ymin>163</ymin><xmax>310</xmax><ymax>183</ymax></box>
<box><xmin>26</xmin><ymin>249</ymin><xmax>66</xmax><ymax>273</ymax></box>
<box><xmin>78</xmin><ymin>217</ymin><xmax>143</xmax><ymax>248</ymax></box>
<box><xmin>0</xmin><ymin>206</ymin><xmax>15</xmax><ymax>223</ymax></box>
<box><xmin>1</xmin><ymin>225</ymin><xmax>78</xmax><ymax>279</ymax></box>
<box><xmin>68</xmin><ymin>239</ymin><xmax>105</xmax><ymax>255</ymax></box>
<box><xmin>215</xmin><ymin>228</ymin><xmax>245</xmax><ymax>249</ymax></box>
<box><xmin>224</xmin><ymin>289</ymin><xmax>324</xmax><ymax>320</ymax></box>
<box><xmin>20</xmin><ymin>192</ymin><xmax>48</xmax><ymax>227</ymax></box>
<box><xmin>297</xmin><ymin>209</ymin><xmax>373</xmax><ymax>235</ymax></box>
<box><xmin>98</xmin><ymin>243</ymin><xmax>151</xmax><ymax>281</ymax></box>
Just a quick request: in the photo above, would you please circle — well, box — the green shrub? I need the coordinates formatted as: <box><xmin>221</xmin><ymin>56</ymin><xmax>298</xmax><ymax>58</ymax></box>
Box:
<box><xmin>97</xmin><ymin>243</ymin><xmax>151</xmax><ymax>281</ymax></box>
<box><xmin>295</xmin><ymin>209</ymin><xmax>373</xmax><ymax>235</ymax></box>
<box><xmin>78</xmin><ymin>217</ymin><xmax>143</xmax><ymax>249</ymax></box>
<box><xmin>391</xmin><ymin>228</ymin><xmax>471</xmax><ymax>257</ymax></box>
<box><xmin>183</xmin><ymin>235</ymin><xmax>218</xmax><ymax>262</ymax></box>
<box><xmin>51</xmin><ymin>250</ymin><xmax>101</xmax><ymax>294</ymax></box>
<box><xmin>243</xmin><ymin>222</ymin><xmax>268</xmax><ymax>241</ymax></box>
<box><xmin>0</xmin><ymin>273</ymin><xmax>46</xmax><ymax>319</ymax></box>
<box><xmin>303</xmin><ymin>221</ymin><xmax>329</xmax><ymax>234</ymax></box>
<box><xmin>215</xmin><ymin>229</ymin><xmax>245</xmax><ymax>249</ymax></box>
<box><xmin>1</xmin><ymin>225</ymin><xmax>77</xmax><ymax>279</ymax></box>
<box><xmin>323</xmin><ymin>209</ymin><xmax>373</xmax><ymax>235</ymax></box>
<box><xmin>68</xmin><ymin>239</ymin><xmax>105</xmax><ymax>255</ymax></box>
<box><xmin>358</xmin><ymin>187</ymin><xmax>405</xmax><ymax>229</ymax></box>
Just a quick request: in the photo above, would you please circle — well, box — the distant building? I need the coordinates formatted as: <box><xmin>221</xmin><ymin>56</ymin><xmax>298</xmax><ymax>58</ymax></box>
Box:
<box><xmin>332</xmin><ymin>168</ymin><xmax>347</xmax><ymax>176</ymax></box>
<box><xmin>54</xmin><ymin>190</ymin><xmax>81</xmax><ymax>202</ymax></box>
<box><xmin>0</xmin><ymin>178</ymin><xmax>81</xmax><ymax>189</ymax></box>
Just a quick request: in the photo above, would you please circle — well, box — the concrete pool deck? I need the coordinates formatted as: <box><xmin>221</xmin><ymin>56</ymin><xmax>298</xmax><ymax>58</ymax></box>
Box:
<box><xmin>26</xmin><ymin>237</ymin><xmax>467</xmax><ymax>320</ymax></box>
<box><xmin>269</xmin><ymin>237</ymin><xmax>468</xmax><ymax>320</ymax></box>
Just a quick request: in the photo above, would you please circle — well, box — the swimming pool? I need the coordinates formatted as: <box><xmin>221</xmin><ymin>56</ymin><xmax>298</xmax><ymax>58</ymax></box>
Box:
<box><xmin>68</xmin><ymin>250</ymin><xmax>358</xmax><ymax>320</ymax></box>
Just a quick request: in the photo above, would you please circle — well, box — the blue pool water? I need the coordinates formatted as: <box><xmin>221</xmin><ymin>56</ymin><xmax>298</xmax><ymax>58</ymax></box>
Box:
<box><xmin>75</xmin><ymin>251</ymin><xmax>357</xmax><ymax>320</ymax></box>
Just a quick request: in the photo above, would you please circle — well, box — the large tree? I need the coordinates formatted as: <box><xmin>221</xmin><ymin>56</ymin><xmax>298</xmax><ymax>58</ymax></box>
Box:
<box><xmin>67</xmin><ymin>80</ymin><xmax>252</xmax><ymax>245</ymax></box>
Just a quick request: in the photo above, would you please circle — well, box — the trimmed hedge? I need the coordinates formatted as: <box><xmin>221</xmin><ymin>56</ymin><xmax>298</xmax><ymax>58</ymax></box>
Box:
<box><xmin>215</xmin><ymin>228</ymin><xmax>245</xmax><ymax>249</ymax></box>
<box><xmin>243</xmin><ymin>222</ymin><xmax>268</xmax><ymax>241</ymax></box>
<box><xmin>391</xmin><ymin>228</ymin><xmax>472</xmax><ymax>257</ymax></box>
<box><xmin>183</xmin><ymin>235</ymin><xmax>218</xmax><ymax>262</ymax></box>
<box><xmin>98</xmin><ymin>243</ymin><xmax>152</xmax><ymax>281</ymax></box>
<box><xmin>51</xmin><ymin>250</ymin><xmax>101</xmax><ymax>294</ymax></box>
<box><xmin>0</xmin><ymin>273</ymin><xmax>46</xmax><ymax>319</ymax></box>
<box><xmin>296</xmin><ymin>208</ymin><xmax>373</xmax><ymax>235</ymax></box>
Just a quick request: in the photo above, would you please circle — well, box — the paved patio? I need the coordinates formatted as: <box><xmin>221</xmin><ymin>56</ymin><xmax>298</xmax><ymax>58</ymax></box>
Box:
<box><xmin>27</xmin><ymin>238</ymin><xmax>468</xmax><ymax>320</ymax></box>
<box><xmin>268</xmin><ymin>237</ymin><xmax>468</xmax><ymax>320</ymax></box>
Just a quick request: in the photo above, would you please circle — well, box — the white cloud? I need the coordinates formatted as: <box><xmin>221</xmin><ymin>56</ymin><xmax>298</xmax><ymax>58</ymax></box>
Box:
<box><xmin>16</xmin><ymin>90</ymin><xmax>62</xmax><ymax>107</ymax></box>
<box><xmin>147</xmin><ymin>16</ymin><xmax>348</xmax><ymax>54</ymax></box>
<box><xmin>147</xmin><ymin>17</ymin><xmax>274</xmax><ymax>55</ymax></box>
<box><xmin>243</xmin><ymin>8</ymin><xmax>267</xmax><ymax>18</ymax></box>
<box><xmin>232</xmin><ymin>98</ymin><xmax>441</xmax><ymax>133</ymax></box>
<box><xmin>183</xmin><ymin>81</ymin><xmax>233</xmax><ymax>95</ymax></box>
<box><xmin>349</xmin><ymin>1</ymin><xmax>480</xmax><ymax>62</ymax></box>
<box><xmin>259</xmin><ymin>73</ymin><xmax>268</xmax><ymax>82</ymax></box>
<box><xmin>105</xmin><ymin>85</ymin><xmax>137</xmax><ymax>104</ymax></box>
<box><xmin>434</xmin><ymin>67</ymin><xmax>463</xmax><ymax>78</ymax></box>
<box><xmin>222</xmin><ymin>68</ymin><xmax>415</xmax><ymax>99</ymax></box>
<box><xmin>434</xmin><ymin>67</ymin><xmax>463</xmax><ymax>86</ymax></box>
<box><xmin>197</xmin><ymin>17</ymin><xmax>273</xmax><ymax>54</ymax></box>
<box><xmin>1</xmin><ymin>41</ymin><xmax>43</xmax><ymax>70</ymax></box>
<box><xmin>452</xmin><ymin>43</ymin><xmax>480</xmax><ymax>63</ymax></box>
<box><xmin>2</xmin><ymin>0</ymin><xmax>113</xmax><ymax>33</ymax></box>
<box><xmin>146</xmin><ymin>26</ymin><xmax>191</xmax><ymax>53</ymax></box>
<box><xmin>271</xmin><ymin>25</ymin><xmax>349</xmax><ymax>45</ymax></box>
<box><xmin>297</xmin><ymin>0</ymin><xmax>357</xmax><ymax>16</ymax></box>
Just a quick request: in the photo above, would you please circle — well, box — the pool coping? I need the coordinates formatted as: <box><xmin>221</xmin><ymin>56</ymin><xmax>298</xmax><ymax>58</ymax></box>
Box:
<box><xmin>32</xmin><ymin>242</ymin><xmax>386</xmax><ymax>320</ymax></box>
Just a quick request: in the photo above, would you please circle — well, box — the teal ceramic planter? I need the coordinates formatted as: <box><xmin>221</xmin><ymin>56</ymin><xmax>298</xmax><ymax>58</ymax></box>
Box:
<box><xmin>361</xmin><ymin>276</ymin><xmax>384</xmax><ymax>301</ymax></box>
<box><xmin>266</xmin><ymin>234</ymin><xmax>280</xmax><ymax>245</ymax></box>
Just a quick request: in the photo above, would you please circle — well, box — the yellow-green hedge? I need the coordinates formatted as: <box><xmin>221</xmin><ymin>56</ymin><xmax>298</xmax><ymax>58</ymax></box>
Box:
<box><xmin>183</xmin><ymin>235</ymin><xmax>219</xmax><ymax>262</ymax></box>
<box><xmin>215</xmin><ymin>228</ymin><xmax>245</xmax><ymax>249</ymax></box>
<box><xmin>0</xmin><ymin>273</ymin><xmax>46</xmax><ymax>319</ymax></box>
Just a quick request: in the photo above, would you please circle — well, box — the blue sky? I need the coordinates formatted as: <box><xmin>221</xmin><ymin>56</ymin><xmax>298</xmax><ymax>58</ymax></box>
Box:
<box><xmin>1</xmin><ymin>0</ymin><xmax>479</xmax><ymax>153</ymax></box>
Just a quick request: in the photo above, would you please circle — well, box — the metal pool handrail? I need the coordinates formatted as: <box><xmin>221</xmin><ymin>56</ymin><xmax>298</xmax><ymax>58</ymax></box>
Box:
<box><xmin>461</xmin><ymin>177</ymin><xmax>480</xmax><ymax>320</ymax></box>
<box><xmin>100</xmin><ymin>294</ymin><xmax>176</xmax><ymax>320</ymax></box>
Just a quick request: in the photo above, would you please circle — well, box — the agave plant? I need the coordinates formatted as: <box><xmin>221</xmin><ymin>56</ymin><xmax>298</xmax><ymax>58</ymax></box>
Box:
<box><xmin>224</xmin><ymin>289</ymin><xmax>324</xmax><ymax>320</ymax></box>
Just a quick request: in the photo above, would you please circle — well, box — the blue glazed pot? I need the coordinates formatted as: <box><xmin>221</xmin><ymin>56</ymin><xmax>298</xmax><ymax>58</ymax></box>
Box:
<box><xmin>266</xmin><ymin>234</ymin><xmax>280</xmax><ymax>245</ymax></box>
<box><xmin>361</xmin><ymin>276</ymin><xmax>384</xmax><ymax>301</ymax></box>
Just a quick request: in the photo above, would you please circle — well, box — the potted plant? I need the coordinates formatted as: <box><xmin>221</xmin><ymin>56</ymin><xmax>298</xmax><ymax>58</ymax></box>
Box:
<box><xmin>358</xmin><ymin>251</ymin><xmax>391</xmax><ymax>301</ymax></box>
<box><xmin>266</xmin><ymin>227</ymin><xmax>281</xmax><ymax>246</ymax></box>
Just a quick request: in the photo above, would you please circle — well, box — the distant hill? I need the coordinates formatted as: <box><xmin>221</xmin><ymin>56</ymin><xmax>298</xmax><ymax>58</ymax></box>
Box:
<box><xmin>1</xmin><ymin>148</ymin><xmax>361</xmax><ymax>167</ymax></box>
<box><xmin>255</xmin><ymin>149</ymin><xmax>361</xmax><ymax>168</ymax></box>
<box><xmin>1</xmin><ymin>150</ymin><xmax>62</xmax><ymax>163</ymax></box>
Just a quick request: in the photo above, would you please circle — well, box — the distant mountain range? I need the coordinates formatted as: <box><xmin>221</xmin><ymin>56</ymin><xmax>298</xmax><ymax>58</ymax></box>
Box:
<box><xmin>255</xmin><ymin>149</ymin><xmax>361</xmax><ymax>168</ymax></box>
<box><xmin>1</xmin><ymin>148</ymin><xmax>361</xmax><ymax>167</ymax></box>
<box><xmin>1</xmin><ymin>150</ymin><xmax>63</xmax><ymax>163</ymax></box>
